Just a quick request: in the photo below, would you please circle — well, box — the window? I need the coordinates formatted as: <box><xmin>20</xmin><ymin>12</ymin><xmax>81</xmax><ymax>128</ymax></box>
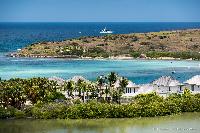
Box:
<box><xmin>192</xmin><ymin>85</ymin><xmax>194</xmax><ymax>91</ymax></box>
<box><xmin>126</xmin><ymin>88</ymin><xmax>132</xmax><ymax>93</ymax></box>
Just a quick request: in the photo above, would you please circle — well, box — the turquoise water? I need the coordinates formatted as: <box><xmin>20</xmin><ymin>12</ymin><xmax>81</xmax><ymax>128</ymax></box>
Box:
<box><xmin>1</xmin><ymin>55</ymin><xmax>200</xmax><ymax>84</ymax></box>
<box><xmin>1</xmin><ymin>22</ymin><xmax>200</xmax><ymax>83</ymax></box>
<box><xmin>0</xmin><ymin>113</ymin><xmax>200</xmax><ymax>133</ymax></box>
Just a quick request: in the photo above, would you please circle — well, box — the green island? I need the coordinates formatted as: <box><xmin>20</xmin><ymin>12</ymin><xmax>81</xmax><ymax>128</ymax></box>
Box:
<box><xmin>1</xmin><ymin>72</ymin><xmax>200</xmax><ymax>119</ymax></box>
<box><xmin>10</xmin><ymin>29</ymin><xmax>200</xmax><ymax>60</ymax></box>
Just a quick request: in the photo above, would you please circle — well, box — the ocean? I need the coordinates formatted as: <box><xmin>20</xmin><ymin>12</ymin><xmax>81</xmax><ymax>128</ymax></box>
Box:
<box><xmin>1</xmin><ymin>22</ymin><xmax>200</xmax><ymax>83</ymax></box>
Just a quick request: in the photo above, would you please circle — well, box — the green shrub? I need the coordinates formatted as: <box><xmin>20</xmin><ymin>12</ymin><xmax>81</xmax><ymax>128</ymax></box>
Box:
<box><xmin>146</xmin><ymin>51</ymin><xmax>200</xmax><ymax>60</ymax></box>
<box><xmin>15</xmin><ymin>110</ymin><xmax>25</xmax><ymax>118</ymax></box>
<box><xmin>0</xmin><ymin>106</ymin><xmax>25</xmax><ymax>119</ymax></box>
<box><xmin>131</xmin><ymin>52</ymin><xmax>141</xmax><ymax>58</ymax></box>
<box><xmin>1</xmin><ymin>90</ymin><xmax>200</xmax><ymax>119</ymax></box>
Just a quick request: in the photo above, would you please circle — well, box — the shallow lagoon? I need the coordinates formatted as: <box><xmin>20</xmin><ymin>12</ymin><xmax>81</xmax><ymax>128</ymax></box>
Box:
<box><xmin>0</xmin><ymin>113</ymin><xmax>200</xmax><ymax>133</ymax></box>
<box><xmin>1</xmin><ymin>55</ymin><xmax>200</xmax><ymax>84</ymax></box>
<box><xmin>1</xmin><ymin>22</ymin><xmax>200</xmax><ymax>83</ymax></box>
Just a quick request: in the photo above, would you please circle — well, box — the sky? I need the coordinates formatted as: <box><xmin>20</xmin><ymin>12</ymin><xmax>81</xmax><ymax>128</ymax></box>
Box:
<box><xmin>0</xmin><ymin>0</ymin><xmax>200</xmax><ymax>22</ymax></box>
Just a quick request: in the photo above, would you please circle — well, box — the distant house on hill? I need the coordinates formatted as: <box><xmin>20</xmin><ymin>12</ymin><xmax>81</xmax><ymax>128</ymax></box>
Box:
<box><xmin>184</xmin><ymin>75</ymin><xmax>200</xmax><ymax>93</ymax></box>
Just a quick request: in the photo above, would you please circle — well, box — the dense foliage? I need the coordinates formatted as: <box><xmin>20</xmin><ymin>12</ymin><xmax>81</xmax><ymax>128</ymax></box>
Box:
<box><xmin>131</xmin><ymin>51</ymin><xmax>200</xmax><ymax>60</ymax></box>
<box><xmin>1</xmin><ymin>89</ymin><xmax>200</xmax><ymax>119</ymax></box>
<box><xmin>146</xmin><ymin>51</ymin><xmax>200</xmax><ymax>60</ymax></box>
<box><xmin>83</xmin><ymin>47</ymin><xmax>109</xmax><ymax>58</ymax></box>
<box><xmin>0</xmin><ymin>78</ymin><xmax>64</xmax><ymax>109</ymax></box>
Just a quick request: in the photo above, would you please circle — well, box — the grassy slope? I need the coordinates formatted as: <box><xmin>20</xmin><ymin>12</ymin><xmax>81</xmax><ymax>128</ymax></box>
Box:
<box><xmin>13</xmin><ymin>29</ymin><xmax>200</xmax><ymax>58</ymax></box>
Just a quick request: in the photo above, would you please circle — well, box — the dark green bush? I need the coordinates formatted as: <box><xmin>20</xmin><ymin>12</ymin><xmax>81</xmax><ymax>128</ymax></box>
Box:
<box><xmin>1</xmin><ymin>91</ymin><xmax>200</xmax><ymax>119</ymax></box>
<box><xmin>0</xmin><ymin>106</ymin><xmax>25</xmax><ymax>119</ymax></box>
<box><xmin>29</xmin><ymin>91</ymin><xmax>200</xmax><ymax>119</ymax></box>
<box><xmin>131</xmin><ymin>52</ymin><xmax>141</xmax><ymax>58</ymax></box>
<box><xmin>146</xmin><ymin>51</ymin><xmax>200</xmax><ymax>60</ymax></box>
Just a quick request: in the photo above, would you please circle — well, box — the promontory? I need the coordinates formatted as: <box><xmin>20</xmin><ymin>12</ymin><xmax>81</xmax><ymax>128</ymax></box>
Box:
<box><xmin>9</xmin><ymin>29</ymin><xmax>200</xmax><ymax>60</ymax></box>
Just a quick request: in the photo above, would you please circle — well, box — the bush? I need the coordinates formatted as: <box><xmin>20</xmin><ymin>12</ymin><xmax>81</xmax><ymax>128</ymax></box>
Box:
<box><xmin>0</xmin><ymin>106</ymin><xmax>25</xmax><ymax>119</ymax></box>
<box><xmin>131</xmin><ymin>52</ymin><xmax>141</xmax><ymax>58</ymax></box>
<box><xmin>146</xmin><ymin>51</ymin><xmax>200</xmax><ymax>60</ymax></box>
<box><xmin>1</xmin><ymin>91</ymin><xmax>200</xmax><ymax>119</ymax></box>
<box><xmin>15</xmin><ymin>110</ymin><xmax>25</xmax><ymax>118</ymax></box>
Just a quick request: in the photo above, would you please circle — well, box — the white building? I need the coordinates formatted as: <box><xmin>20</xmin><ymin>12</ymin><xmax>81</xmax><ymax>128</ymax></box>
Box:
<box><xmin>184</xmin><ymin>75</ymin><xmax>200</xmax><ymax>93</ymax></box>
<box><xmin>122</xmin><ymin>84</ymin><xmax>155</xmax><ymax>97</ymax></box>
<box><xmin>113</xmin><ymin>80</ymin><xmax>140</xmax><ymax>95</ymax></box>
<box><xmin>48</xmin><ymin>75</ymin><xmax>200</xmax><ymax>103</ymax></box>
<box><xmin>66</xmin><ymin>76</ymin><xmax>90</xmax><ymax>83</ymax></box>
<box><xmin>48</xmin><ymin>76</ymin><xmax>65</xmax><ymax>86</ymax></box>
<box><xmin>66</xmin><ymin>76</ymin><xmax>92</xmax><ymax>101</ymax></box>
<box><xmin>152</xmin><ymin>76</ymin><xmax>183</xmax><ymax>96</ymax></box>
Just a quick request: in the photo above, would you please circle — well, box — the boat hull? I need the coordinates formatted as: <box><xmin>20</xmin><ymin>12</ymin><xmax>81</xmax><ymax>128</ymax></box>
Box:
<box><xmin>100</xmin><ymin>31</ymin><xmax>113</xmax><ymax>34</ymax></box>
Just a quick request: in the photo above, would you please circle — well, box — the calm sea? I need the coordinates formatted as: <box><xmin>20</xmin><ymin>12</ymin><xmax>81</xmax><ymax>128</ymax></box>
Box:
<box><xmin>1</xmin><ymin>22</ymin><xmax>200</xmax><ymax>83</ymax></box>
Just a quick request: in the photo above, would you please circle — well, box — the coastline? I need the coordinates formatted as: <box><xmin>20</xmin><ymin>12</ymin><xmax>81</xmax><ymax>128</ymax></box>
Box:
<box><xmin>7</xmin><ymin>53</ymin><xmax>197</xmax><ymax>61</ymax></box>
<box><xmin>8</xmin><ymin>28</ymin><xmax>200</xmax><ymax>61</ymax></box>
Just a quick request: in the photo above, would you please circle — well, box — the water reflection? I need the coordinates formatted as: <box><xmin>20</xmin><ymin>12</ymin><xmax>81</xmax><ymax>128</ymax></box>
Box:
<box><xmin>0</xmin><ymin>113</ymin><xmax>200</xmax><ymax>133</ymax></box>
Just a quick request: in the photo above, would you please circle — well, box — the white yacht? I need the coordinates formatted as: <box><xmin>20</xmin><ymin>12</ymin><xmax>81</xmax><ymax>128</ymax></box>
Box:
<box><xmin>100</xmin><ymin>27</ymin><xmax>113</xmax><ymax>34</ymax></box>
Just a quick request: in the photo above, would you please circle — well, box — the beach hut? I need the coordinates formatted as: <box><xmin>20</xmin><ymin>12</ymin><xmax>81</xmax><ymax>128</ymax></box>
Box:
<box><xmin>184</xmin><ymin>75</ymin><xmax>200</xmax><ymax>92</ymax></box>
<box><xmin>152</xmin><ymin>76</ymin><xmax>182</xmax><ymax>95</ymax></box>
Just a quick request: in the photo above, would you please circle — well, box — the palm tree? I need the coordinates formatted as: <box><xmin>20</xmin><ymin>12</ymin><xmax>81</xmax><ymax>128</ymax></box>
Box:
<box><xmin>108</xmin><ymin>72</ymin><xmax>118</xmax><ymax>102</ymax></box>
<box><xmin>107</xmin><ymin>72</ymin><xmax>117</xmax><ymax>87</ymax></box>
<box><xmin>97</xmin><ymin>75</ymin><xmax>105</xmax><ymax>100</ymax></box>
<box><xmin>119</xmin><ymin>77</ymin><xmax>128</xmax><ymax>104</ymax></box>
<box><xmin>89</xmin><ymin>83</ymin><xmax>98</xmax><ymax>100</ymax></box>
<box><xmin>81</xmin><ymin>81</ymin><xmax>88</xmax><ymax>103</ymax></box>
<box><xmin>105</xmin><ymin>85</ymin><xmax>110</xmax><ymax>102</ymax></box>
<box><xmin>64</xmin><ymin>81</ymin><xmax>75</xmax><ymax>99</ymax></box>
<box><xmin>76</xmin><ymin>79</ymin><xmax>87</xmax><ymax>102</ymax></box>
<box><xmin>77</xmin><ymin>79</ymin><xmax>84</xmax><ymax>98</ymax></box>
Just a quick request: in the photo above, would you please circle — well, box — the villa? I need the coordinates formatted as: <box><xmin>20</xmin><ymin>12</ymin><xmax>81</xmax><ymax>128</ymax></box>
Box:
<box><xmin>66</xmin><ymin>75</ymin><xmax>90</xmax><ymax>83</ymax></box>
<box><xmin>114</xmin><ymin>79</ymin><xmax>140</xmax><ymax>94</ymax></box>
<box><xmin>48</xmin><ymin>75</ymin><xmax>200</xmax><ymax>103</ymax></box>
<box><xmin>184</xmin><ymin>75</ymin><xmax>200</xmax><ymax>93</ymax></box>
<box><xmin>65</xmin><ymin>76</ymin><xmax>93</xmax><ymax>102</ymax></box>
<box><xmin>152</xmin><ymin>76</ymin><xmax>183</xmax><ymax>97</ymax></box>
<box><xmin>48</xmin><ymin>76</ymin><xmax>65</xmax><ymax>86</ymax></box>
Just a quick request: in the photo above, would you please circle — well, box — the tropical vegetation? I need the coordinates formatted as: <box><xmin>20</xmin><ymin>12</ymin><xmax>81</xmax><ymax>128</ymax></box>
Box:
<box><xmin>1</xmin><ymin>73</ymin><xmax>200</xmax><ymax>119</ymax></box>
<box><xmin>1</xmin><ymin>90</ymin><xmax>200</xmax><ymax>119</ymax></box>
